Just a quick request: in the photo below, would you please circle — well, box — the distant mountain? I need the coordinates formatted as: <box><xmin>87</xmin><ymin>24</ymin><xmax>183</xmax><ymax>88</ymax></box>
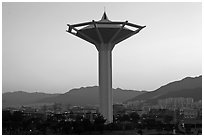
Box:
<box><xmin>157</xmin><ymin>87</ymin><xmax>202</xmax><ymax>101</ymax></box>
<box><xmin>36</xmin><ymin>86</ymin><xmax>145</xmax><ymax>106</ymax></box>
<box><xmin>2</xmin><ymin>87</ymin><xmax>145</xmax><ymax>107</ymax></box>
<box><xmin>3</xmin><ymin>76</ymin><xmax>201</xmax><ymax>107</ymax></box>
<box><xmin>127</xmin><ymin>75</ymin><xmax>202</xmax><ymax>103</ymax></box>
<box><xmin>2</xmin><ymin>91</ymin><xmax>59</xmax><ymax>107</ymax></box>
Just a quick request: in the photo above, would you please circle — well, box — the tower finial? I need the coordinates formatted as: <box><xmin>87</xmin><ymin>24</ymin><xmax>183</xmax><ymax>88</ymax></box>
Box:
<box><xmin>101</xmin><ymin>7</ymin><xmax>109</xmax><ymax>21</ymax></box>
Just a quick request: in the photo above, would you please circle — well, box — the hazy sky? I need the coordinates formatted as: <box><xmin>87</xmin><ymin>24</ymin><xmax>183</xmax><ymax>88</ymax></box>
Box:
<box><xmin>2</xmin><ymin>2</ymin><xmax>202</xmax><ymax>93</ymax></box>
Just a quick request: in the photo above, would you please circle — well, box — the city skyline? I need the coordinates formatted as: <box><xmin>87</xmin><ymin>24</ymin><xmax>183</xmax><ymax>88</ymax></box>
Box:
<box><xmin>2</xmin><ymin>2</ymin><xmax>202</xmax><ymax>93</ymax></box>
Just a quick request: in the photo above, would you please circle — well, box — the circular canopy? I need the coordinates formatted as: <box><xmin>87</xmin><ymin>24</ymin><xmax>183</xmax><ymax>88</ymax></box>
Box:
<box><xmin>67</xmin><ymin>12</ymin><xmax>146</xmax><ymax>48</ymax></box>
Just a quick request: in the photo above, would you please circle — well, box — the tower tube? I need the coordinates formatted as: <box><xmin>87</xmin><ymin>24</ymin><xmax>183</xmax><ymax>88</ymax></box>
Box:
<box><xmin>98</xmin><ymin>44</ymin><xmax>113</xmax><ymax>123</ymax></box>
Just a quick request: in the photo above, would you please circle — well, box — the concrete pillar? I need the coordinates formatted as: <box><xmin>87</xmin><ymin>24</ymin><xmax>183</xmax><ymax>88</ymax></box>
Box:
<box><xmin>98</xmin><ymin>46</ymin><xmax>113</xmax><ymax>123</ymax></box>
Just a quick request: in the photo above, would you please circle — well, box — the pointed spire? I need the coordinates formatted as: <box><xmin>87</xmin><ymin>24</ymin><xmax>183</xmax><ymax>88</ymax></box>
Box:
<box><xmin>101</xmin><ymin>11</ymin><xmax>109</xmax><ymax>20</ymax></box>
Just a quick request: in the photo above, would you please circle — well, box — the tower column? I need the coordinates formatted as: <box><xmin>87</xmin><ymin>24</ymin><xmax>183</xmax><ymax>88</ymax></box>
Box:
<box><xmin>98</xmin><ymin>44</ymin><xmax>113</xmax><ymax>123</ymax></box>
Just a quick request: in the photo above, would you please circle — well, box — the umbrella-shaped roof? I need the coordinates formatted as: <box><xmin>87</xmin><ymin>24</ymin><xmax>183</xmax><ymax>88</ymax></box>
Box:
<box><xmin>67</xmin><ymin>12</ymin><xmax>145</xmax><ymax>48</ymax></box>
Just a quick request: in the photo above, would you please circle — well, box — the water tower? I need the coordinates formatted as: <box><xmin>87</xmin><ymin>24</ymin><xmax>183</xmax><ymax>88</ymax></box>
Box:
<box><xmin>67</xmin><ymin>12</ymin><xmax>145</xmax><ymax>123</ymax></box>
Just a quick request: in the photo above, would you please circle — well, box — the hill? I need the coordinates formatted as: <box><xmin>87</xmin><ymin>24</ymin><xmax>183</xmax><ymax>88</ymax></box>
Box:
<box><xmin>36</xmin><ymin>86</ymin><xmax>145</xmax><ymax>105</ymax></box>
<box><xmin>2</xmin><ymin>87</ymin><xmax>145</xmax><ymax>107</ymax></box>
<box><xmin>2</xmin><ymin>91</ymin><xmax>59</xmax><ymax>107</ymax></box>
<box><xmin>3</xmin><ymin>75</ymin><xmax>201</xmax><ymax>107</ymax></box>
<box><xmin>127</xmin><ymin>75</ymin><xmax>202</xmax><ymax>103</ymax></box>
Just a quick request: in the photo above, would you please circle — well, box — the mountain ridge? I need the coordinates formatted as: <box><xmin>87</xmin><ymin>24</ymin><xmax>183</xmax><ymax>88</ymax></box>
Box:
<box><xmin>2</xmin><ymin>87</ymin><xmax>145</xmax><ymax>107</ymax></box>
<box><xmin>2</xmin><ymin>75</ymin><xmax>202</xmax><ymax>107</ymax></box>
<box><xmin>126</xmin><ymin>75</ymin><xmax>202</xmax><ymax>103</ymax></box>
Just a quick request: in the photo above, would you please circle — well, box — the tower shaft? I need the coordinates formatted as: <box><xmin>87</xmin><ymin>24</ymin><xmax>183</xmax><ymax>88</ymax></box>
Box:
<box><xmin>98</xmin><ymin>44</ymin><xmax>113</xmax><ymax>123</ymax></box>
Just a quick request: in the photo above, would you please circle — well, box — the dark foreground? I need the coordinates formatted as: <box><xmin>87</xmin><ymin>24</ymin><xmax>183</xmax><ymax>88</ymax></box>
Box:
<box><xmin>2</xmin><ymin>110</ymin><xmax>202</xmax><ymax>135</ymax></box>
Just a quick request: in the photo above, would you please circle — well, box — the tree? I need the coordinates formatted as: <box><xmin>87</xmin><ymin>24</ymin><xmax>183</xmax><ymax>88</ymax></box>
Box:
<box><xmin>129</xmin><ymin>112</ymin><xmax>140</xmax><ymax>123</ymax></box>
<box><xmin>12</xmin><ymin>111</ymin><xmax>24</xmax><ymax>122</ymax></box>
<box><xmin>94</xmin><ymin>114</ymin><xmax>106</xmax><ymax>134</ymax></box>
<box><xmin>163</xmin><ymin>115</ymin><xmax>173</xmax><ymax>124</ymax></box>
<box><xmin>73</xmin><ymin>120</ymin><xmax>84</xmax><ymax>134</ymax></box>
<box><xmin>2</xmin><ymin>110</ymin><xmax>12</xmax><ymax>132</ymax></box>
<box><xmin>82</xmin><ymin>118</ymin><xmax>93</xmax><ymax>133</ymax></box>
<box><xmin>120</xmin><ymin>114</ymin><xmax>130</xmax><ymax>122</ymax></box>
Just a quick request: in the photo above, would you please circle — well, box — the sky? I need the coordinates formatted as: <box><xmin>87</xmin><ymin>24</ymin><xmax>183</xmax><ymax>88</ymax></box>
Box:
<box><xmin>2</xmin><ymin>2</ymin><xmax>202</xmax><ymax>93</ymax></box>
